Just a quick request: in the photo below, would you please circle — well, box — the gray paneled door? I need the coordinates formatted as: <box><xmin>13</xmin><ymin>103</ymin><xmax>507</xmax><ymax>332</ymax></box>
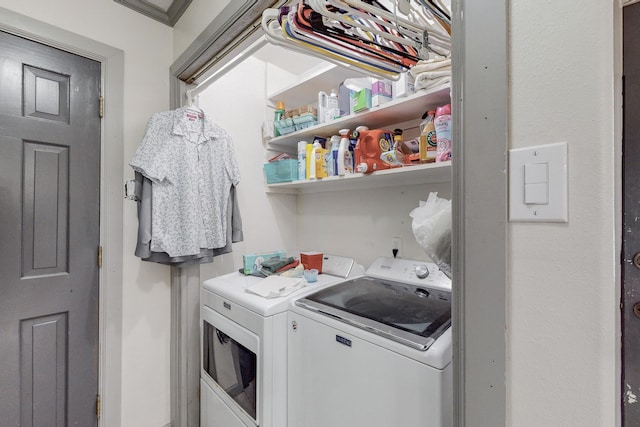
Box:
<box><xmin>624</xmin><ymin>3</ymin><xmax>640</xmax><ymax>426</ymax></box>
<box><xmin>0</xmin><ymin>31</ymin><xmax>101</xmax><ymax>426</ymax></box>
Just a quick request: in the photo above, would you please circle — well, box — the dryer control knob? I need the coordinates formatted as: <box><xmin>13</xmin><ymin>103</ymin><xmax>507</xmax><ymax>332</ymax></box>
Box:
<box><xmin>415</xmin><ymin>265</ymin><xmax>430</xmax><ymax>279</ymax></box>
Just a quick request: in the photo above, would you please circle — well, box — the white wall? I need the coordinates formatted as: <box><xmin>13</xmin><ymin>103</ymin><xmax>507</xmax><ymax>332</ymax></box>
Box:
<box><xmin>195</xmin><ymin>47</ymin><xmax>449</xmax><ymax>279</ymax></box>
<box><xmin>508</xmin><ymin>1</ymin><xmax>618</xmax><ymax>426</ymax></box>
<box><xmin>172</xmin><ymin>0</ymin><xmax>229</xmax><ymax>60</ymax></box>
<box><xmin>296</xmin><ymin>183</ymin><xmax>451</xmax><ymax>267</ymax></box>
<box><xmin>197</xmin><ymin>55</ymin><xmax>299</xmax><ymax>280</ymax></box>
<box><xmin>0</xmin><ymin>1</ymin><xmax>174</xmax><ymax>426</ymax></box>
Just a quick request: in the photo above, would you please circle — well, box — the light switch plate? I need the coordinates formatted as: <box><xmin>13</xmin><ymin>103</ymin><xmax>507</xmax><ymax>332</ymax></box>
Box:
<box><xmin>509</xmin><ymin>142</ymin><xmax>568</xmax><ymax>222</ymax></box>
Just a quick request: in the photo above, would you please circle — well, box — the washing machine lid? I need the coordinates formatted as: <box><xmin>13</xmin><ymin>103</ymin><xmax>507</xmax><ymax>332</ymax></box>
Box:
<box><xmin>295</xmin><ymin>275</ymin><xmax>451</xmax><ymax>351</ymax></box>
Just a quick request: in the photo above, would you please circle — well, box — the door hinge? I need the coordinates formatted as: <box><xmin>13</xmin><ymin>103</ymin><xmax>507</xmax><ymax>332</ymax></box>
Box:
<box><xmin>98</xmin><ymin>246</ymin><xmax>103</xmax><ymax>268</ymax></box>
<box><xmin>96</xmin><ymin>394</ymin><xmax>101</xmax><ymax>419</ymax></box>
<box><xmin>99</xmin><ymin>96</ymin><xmax>104</xmax><ymax>118</ymax></box>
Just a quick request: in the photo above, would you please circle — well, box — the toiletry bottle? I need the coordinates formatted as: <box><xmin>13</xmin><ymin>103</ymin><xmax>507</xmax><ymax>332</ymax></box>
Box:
<box><xmin>274</xmin><ymin>101</ymin><xmax>285</xmax><ymax>136</ymax></box>
<box><xmin>420</xmin><ymin>110</ymin><xmax>437</xmax><ymax>163</ymax></box>
<box><xmin>297</xmin><ymin>140</ymin><xmax>307</xmax><ymax>181</ymax></box>
<box><xmin>305</xmin><ymin>142</ymin><xmax>313</xmax><ymax>179</ymax></box>
<box><xmin>434</xmin><ymin>104</ymin><xmax>452</xmax><ymax>162</ymax></box>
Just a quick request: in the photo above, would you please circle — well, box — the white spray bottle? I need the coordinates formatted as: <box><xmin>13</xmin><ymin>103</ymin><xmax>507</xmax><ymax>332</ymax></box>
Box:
<box><xmin>297</xmin><ymin>140</ymin><xmax>307</xmax><ymax>181</ymax></box>
<box><xmin>337</xmin><ymin>129</ymin><xmax>353</xmax><ymax>176</ymax></box>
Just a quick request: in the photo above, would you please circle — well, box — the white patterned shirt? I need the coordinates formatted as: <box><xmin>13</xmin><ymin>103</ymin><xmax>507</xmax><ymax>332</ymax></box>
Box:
<box><xmin>130</xmin><ymin>107</ymin><xmax>240</xmax><ymax>257</ymax></box>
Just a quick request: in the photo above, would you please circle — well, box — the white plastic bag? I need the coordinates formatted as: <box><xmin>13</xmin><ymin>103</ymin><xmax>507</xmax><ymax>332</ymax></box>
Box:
<box><xmin>409</xmin><ymin>192</ymin><xmax>452</xmax><ymax>277</ymax></box>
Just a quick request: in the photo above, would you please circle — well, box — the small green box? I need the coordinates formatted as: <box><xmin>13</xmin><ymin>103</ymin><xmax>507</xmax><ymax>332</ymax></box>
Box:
<box><xmin>263</xmin><ymin>159</ymin><xmax>298</xmax><ymax>184</ymax></box>
<box><xmin>353</xmin><ymin>88</ymin><xmax>372</xmax><ymax>112</ymax></box>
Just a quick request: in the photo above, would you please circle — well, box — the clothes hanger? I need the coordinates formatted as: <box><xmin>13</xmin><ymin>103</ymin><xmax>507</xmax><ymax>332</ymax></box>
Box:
<box><xmin>320</xmin><ymin>2</ymin><xmax>419</xmax><ymax>59</ymax></box>
<box><xmin>308</xmin><ymin>0</ymin><xmax>428</xmax><ymax>58</ymax></box>
<box><xmin>288</xmin><ymin>5</ymin><xmax>416</xmax><ymax>73</ymax></box>
<box><xmin>261</xmin><ymin>1</ymin><xmax>452</xmax><ymax>80</ymax></box>
<box><xmin>262</xmin><ymin>8</ymin><xmax>403</xmax><ymax>80</ymax></box>
<box><xmin>285</xmin><ymin>8</ymin><xmax>406</xmax><ymax>74</ymax></box>
<box><xmin>184</xmin><ymin>89</ymin><xmax>203</xmax><ymax>114</ymax></box>
<box><xmin>308</xmin><ymin>0</ymin><xmax>449</xmax><ymax>58</ymax></box>
<box><xmin>291</xmin><ymin>2</ymin><xmax>416</xmax><ymax>69</ymax></box>
<box><xmin>404</xmin><ymin>0</ymin><xmax>451</xmax><ymax>40</ymax></box>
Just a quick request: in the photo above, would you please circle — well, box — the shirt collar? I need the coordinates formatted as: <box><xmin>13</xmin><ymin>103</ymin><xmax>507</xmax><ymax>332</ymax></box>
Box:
<box><xmin>171</xmin><ymin>107</ymin><xmax>219</xmax><ymax>140</ymax></box>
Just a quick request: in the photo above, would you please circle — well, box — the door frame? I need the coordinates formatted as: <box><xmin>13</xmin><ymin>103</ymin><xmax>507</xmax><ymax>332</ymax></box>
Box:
<box><xmin>0</xmin><ymin>7</ymin><xmax>125</xmax><ymax>427</ymax></box>
<box><xmin>621</xmin><ymin>2</ymin><xmax>631</xmax><ymax>426</ymax></box>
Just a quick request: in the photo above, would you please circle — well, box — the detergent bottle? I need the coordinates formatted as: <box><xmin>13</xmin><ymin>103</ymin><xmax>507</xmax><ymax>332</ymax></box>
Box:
<box><xmin>313</xmin><ymin>138</ymin><xmax>328</xmax><ymax>179</ymax></box>
<box><xmin>434</xmin><ymin>104</ymin><xmax>452</xmax><ymax>162</ymax></box>
<box><xmin>309</xmin><ymin>141</ymin><xmax>323</xmax><ymax>180</ymax></box>
<box><xmin>337</xmin><ymin>129</ymin><xmax>353</xmax><ymax>176</ymax></box>
<box><xmin>419</xmin><ymin>110</ymin><xmax>437</xmax><ymax>163</ymax></box>
<box><xmin>329</xmin><ymin>135</ymin><xmax>340</xmax><ymax>176</ymax></box>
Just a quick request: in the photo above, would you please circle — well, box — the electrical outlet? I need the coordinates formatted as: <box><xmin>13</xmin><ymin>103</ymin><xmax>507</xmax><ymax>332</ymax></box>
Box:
<box><xmin>392</xmin><ymin>237</ymin><xmax>402</xmax><ymax>258</ymax></box>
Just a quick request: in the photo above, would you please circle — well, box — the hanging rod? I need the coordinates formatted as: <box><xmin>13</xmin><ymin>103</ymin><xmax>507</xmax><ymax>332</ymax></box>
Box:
<box><xmin>184</xmin><ymin>35</ymin><xmax>269</xmax><ymax>104</ymax></box>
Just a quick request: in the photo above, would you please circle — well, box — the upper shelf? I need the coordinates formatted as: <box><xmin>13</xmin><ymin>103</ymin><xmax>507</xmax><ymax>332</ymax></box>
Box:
<box><xmin>266</xmin><ymin>84</ymin><xmax>451</xmax><ymax>153</ymax></box>
<box><xmin>265</xmin><ymin>162</ymin><xmax>452</xmax><ymax>194</ymax></box>
<box><xmin>268</xmin><ymin>63</ymin><xmax>369</xmax><ymax>107</ymax></box>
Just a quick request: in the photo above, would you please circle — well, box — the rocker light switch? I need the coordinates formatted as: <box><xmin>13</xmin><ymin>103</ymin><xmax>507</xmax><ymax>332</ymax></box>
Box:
<box><xmin>524</xmin><ymin>163</ymin><xmax>549</xmax><ymax>204</ymax></box>
<box><xmin>524</xmin><ymin>162</ymin><xmax>548</xmax><ymax>184</ymax></box>
<box><xmin>509</xmin><ymin>142</ymin><xmax>568</xmax><ymax>222</ymax></box>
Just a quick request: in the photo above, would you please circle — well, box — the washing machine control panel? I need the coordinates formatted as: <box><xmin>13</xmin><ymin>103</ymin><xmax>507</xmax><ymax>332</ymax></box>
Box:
<box><xmin>366</xmin><ymin>257</ymin><xmax>451</xmax><ymax>291</ymax></box>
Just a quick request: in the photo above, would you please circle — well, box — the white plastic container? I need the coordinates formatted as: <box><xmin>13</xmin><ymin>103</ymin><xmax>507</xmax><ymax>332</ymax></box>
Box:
<box><xmin>327</xmin><ymin>89</ymin><xmax>340</xmax><ymax>121</ymax></box>
<box><xmin>318</xmin><ymin>90</ymin><xmax>340</xmax><ymax>124</ymax></box>
<box><xmin>318</xmin><ymin>91</ymin><xmax>328</xmax><ymax>124</ymax></box>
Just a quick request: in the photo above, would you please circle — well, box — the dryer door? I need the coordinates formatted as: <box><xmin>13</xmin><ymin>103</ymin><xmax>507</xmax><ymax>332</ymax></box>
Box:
<box><xmin>202</xmin><ymin>306</ymin><xmax>259</xmax><ymax>426</ymax></box>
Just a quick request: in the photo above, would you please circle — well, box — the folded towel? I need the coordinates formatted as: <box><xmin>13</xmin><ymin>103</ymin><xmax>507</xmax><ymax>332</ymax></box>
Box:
<box><xmin>414</xmin><ymin>75</ymin><xmax>451</xmax><ymax>91</ymax></box>
<box><xmin>409</xmin><ymin>58</ymin><xmax>451</xmax><ymax>77</ymax></box>
<box><xmin>415</xmin><ymin>70</ymin><xmax>451</xmax><ymax>79</ymax></box>
<box><xmin>245</xmin><ymin>275</ymin><xmax>305</xmax><ymax>298</ymax></box>
<box><xmin>261</xmin><ymin>256</ymin><xmax>295</xmax><ymax>273</ymax></box>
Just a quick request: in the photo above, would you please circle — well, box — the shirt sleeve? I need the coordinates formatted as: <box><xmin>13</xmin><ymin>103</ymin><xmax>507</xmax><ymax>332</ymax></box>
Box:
<box><xmin>222</xmin><ymin>133</ymin><xmax>241</xmax><ymax>186</ymax></box>
<box><xmin>129</xmin><ymin>113</ymin><xmax>169</xmax><ymax>182</ymax></box>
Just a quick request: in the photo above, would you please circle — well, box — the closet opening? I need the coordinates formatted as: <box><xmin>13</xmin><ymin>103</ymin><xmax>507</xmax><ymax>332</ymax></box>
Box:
<box><xmin>168</xmin><ymin>1</ymin><xmax>508</xmax><ymax>426</ymax></box>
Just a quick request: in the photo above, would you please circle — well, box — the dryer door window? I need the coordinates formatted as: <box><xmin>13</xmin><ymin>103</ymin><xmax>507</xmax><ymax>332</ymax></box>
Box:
<box><xmin>203</xmin><ymin>319</ymin><xmax>257</xmax><ymax>421</ymax></box>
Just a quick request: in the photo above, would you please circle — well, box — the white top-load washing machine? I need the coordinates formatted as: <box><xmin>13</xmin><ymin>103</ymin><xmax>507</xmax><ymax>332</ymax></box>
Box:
<box><xmin>287</xmin><ymin>257</ymin><xmax>452</xmax><ymax>427</ymax></box>
<box><xmin>200</xmin><ymin>255</ymin><xmax>364</xmax><ymax>427</ymax></box>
